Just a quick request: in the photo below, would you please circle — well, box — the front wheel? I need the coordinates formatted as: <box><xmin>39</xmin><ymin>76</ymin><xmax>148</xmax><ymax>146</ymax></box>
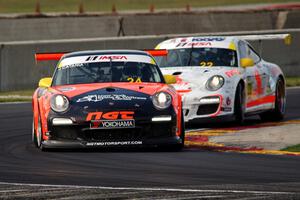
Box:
<box><xmin>32</xmin><ymin>118</ymin><xmax>38</xmax><ymax>147</ymax></box>
<box><xmin>172</xmin><ymin>110</ymin><xmax>185</xmax><ymax>151</ymax></box>
<box><xmin>260</xmin><ymin>78</ymin><xmax>285</xmax><ymax>121</ymax></box>
<box><xmin>36</xmin><ymin>115</ymin><xmax>45</xmax><ymax>150</ymax></box>
<box><xmin>234</xmin><ymin>83</ymin><xmax>245</xmax><ymax>124</ymax></box>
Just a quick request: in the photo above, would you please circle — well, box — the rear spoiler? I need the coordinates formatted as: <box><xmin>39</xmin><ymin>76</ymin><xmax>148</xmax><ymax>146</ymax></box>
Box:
<box><xmin>237</xmin><ymin>33</ymin><xmax>292</xmax><ymax>45</ymax></box>
<box><xmin>35</xmin><ymin>49</ymin><xmax>168</xmax><ymax>62</ymax></box>
<box><xmin>236</xmin><ymin>33</ymin><xmax>291</xmax><ymax>56</ymax></box>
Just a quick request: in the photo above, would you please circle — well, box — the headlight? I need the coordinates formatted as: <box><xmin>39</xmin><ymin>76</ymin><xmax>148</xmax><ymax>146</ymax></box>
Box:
<box><xmin>206</xmin><ymin>75</ymin><xmax>224</xmax><ymax>91</ymax></box>
<box><xmin>50</xmin><ymin>94</ymin><xmax>69</xmax><ymax>113</ymax></box>
<box><xmin>152</xmin><ymin>92</ymin><xmax>172</xmax><ymax>110</ymax></box>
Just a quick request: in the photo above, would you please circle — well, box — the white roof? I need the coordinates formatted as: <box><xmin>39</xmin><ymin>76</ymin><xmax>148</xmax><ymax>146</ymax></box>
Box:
<box><xmin>58</xmin><ymin>54</ymin><xmax>155</xmax><ymax>69</ymax></box>
<box><xmin>156</xmin><ymin>36</ymin><xmax>236</xmax><ymax>50</ymax></box>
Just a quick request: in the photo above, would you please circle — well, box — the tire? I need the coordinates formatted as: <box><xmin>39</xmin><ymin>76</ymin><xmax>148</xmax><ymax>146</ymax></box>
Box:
<box><xmin>32</xmin><ymin>118</ymin><xmax>38</xmax><ymax>147</ymax></box>
<box><xmin>36</xmin><ymin>115</ymin><xmax>45</xmax><ymax>150</ymax></box>
<box><xmin>172</xmin><ymin>109</ymin><xmax>185</xmax><ymax>151</ymax></box>
<box><xmin>260</xmin><ymin>78</ymin><xmax>285</xmax><ymax>121</ymax></box>
<box><xmin>234</xmin><ymin>83</ymin><xmax>245</xmax><ymax>124</ymax></box>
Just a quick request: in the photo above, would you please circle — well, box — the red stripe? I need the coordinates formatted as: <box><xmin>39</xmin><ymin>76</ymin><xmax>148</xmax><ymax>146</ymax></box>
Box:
<box><xmin>35</xmin><ymin>53</ymin><xmax>65</xmax><ymax>61</ymax></box>
<box><xmin>35</xmin><ymin>50</ymin><xmax>168</xmax><ymax>62</ymax></box>
<box><xmin>144</xmin><ymin>49</ymin><xmax>168</xmax><ymax>56</ymax></box>
<box><xmin>247</xmin><ymin>95</ymin><xmax>275</xmax><ymax>108</ymax></box>
<box><xmin>177</xmin><ymin>89</ymin><xmax>192</xmax><ymax>93</ymax></box>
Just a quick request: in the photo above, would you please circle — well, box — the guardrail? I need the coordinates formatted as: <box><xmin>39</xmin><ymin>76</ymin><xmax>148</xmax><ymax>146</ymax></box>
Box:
<box><xmin>0</xmin><ymin>29</ymin><xmax>299</xmax><ymax>91</ymax></box>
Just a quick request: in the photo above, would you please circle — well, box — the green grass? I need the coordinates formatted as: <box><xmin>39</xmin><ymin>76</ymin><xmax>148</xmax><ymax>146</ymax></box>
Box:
<box><xmin>0</xmin><ymin>0</ymin><xmax>298</xmax><ymax>13</ymax></box>
<box><xmin>286</xmin><ymin>77</ymin><xmax>300</xmax><ymax>87</ymax></box>
<box><xmin>281</xmin><ymin>144</ymin><xmax>300</xmax><ymax>152</ymax></box>
<box><xmin>0</xmin><ymin>90</ymin><xmax>34</xmax><ymax>96</ymax></box>
<box><xmin>0</xmin><ymin>98</ymin><xmax>32</xmax><ymax>102</ymax></box>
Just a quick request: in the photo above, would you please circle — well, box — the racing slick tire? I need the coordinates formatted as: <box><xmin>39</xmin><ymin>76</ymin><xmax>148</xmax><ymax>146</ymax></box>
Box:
<box><xmin>172</xmin><ymin>111</ymin><xmax>185</xmax><ymax>151</ymax></box>
<box><xmin>32</xmin><ymin>119</ymin><xmax>38</xmax><ymax>147</ymax></box>
<box><xmin>259</xmin><ymin>78</ymin><xmax>285</xmax><ymax>121</ymax></box>
<box><xmin>234</xmin><ymin>83</ymin><xmax>245</xmax><ymax>124</ymax></box>
<box><xmin>35</xmin><ymin>115</ymin><xmax>46</xmax><ymax>151</ymax></box>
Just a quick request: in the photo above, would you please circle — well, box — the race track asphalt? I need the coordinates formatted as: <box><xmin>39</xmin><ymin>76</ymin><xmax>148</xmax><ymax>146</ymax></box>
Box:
<box><xmin>0</xmin><ymin>88</ymin><xmax>299</xmax><ymax>199</ymax></box>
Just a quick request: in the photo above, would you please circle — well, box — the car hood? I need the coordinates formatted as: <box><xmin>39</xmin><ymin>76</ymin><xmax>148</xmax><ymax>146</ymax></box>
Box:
<box><xmin>49</xmin><ymin>83</ymin><xmax>170</xmax><ymax>114</ymax></box>
<box><xmin>160</xmin><ymin>66</ymin><xmax>235</xmax><ymax>92</ymax></box>
<box><xmin>51</xmin><ymin>82</ymin><xmax>167</xmax><ymax>98</ymax></box>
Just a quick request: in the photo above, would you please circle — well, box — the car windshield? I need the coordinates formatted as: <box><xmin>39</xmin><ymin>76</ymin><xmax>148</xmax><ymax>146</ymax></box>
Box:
<box><xmin>156</xmin><ymin>48</ymin><xmax>238</xmax><ymax>68</ymax></box>
<box><xmin>52</xmin><ymin>61</ymin><xmax>163</xmax><ymax>86</ymax></box>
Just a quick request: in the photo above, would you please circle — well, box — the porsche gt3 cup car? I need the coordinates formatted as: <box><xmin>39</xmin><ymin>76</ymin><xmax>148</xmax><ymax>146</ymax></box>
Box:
<box><xmin>32</xmin><ymin>50</ymin><xmax>184</xmax><ymax>150</ymax></box>
<box><xmin>154</xmin><ymin>34</ymin><xmax>290</xmax><ymax>123</ymax></box>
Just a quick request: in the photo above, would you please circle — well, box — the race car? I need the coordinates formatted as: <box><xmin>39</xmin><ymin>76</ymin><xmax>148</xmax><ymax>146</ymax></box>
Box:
<box><xmin>154</xmin><ymin>34</ymin><xmax>290</xmax><ymax>123</ymax></box>
<box><xmin>32</xmin><ymin>50</ymin><xmax>184</xmax><ymax>150</ymax></box>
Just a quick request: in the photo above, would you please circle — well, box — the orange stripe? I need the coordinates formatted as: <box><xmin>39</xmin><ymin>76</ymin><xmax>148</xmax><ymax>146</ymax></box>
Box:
<box><xmin>247</xmin><ymin>95</ymin><xmax>275</xmax><ymax>108</ymax></box>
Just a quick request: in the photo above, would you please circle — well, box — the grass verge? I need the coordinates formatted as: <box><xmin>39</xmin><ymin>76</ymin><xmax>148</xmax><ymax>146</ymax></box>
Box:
<box><xmin>286</xmin><ymin>77</ymin><xmax>300</xmax><ymax>87</ymax></box>
<box><xmin>281</xmin><ymin>144</ymin><xmax>300</xmax><ymax>152</ymax></box>
<box><xmin>0</xmin><ymin>0</ymin><xmax>297</xmax><ymax>14</ymax></box>
<box><xmin>0</xmin><ymin>90</ymin><xmax>33</xmax><ymax>102</ymax></box>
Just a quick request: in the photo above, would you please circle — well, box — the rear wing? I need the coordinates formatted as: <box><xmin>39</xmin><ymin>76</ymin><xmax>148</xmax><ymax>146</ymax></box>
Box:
<box><xmin>236</xmin><ymin>33</ymin><xmax>291</xmax><ymax>56</ymax></box>
<box><xmin>237</xmin><ymin>33</ymin><xmax>292</xmax><ymax>45</ymax></box>
<box><xmin>35</xmin><ymin>49</ymin><xmax>168</xmax><ymax>62</ymax></box>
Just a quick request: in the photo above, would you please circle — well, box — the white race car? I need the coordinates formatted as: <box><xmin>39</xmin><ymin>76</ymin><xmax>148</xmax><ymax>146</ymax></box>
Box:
<box><xmin>154</xmin><ymin>34</ymin><xmax>290</xmax><ymax>123</ymax></box>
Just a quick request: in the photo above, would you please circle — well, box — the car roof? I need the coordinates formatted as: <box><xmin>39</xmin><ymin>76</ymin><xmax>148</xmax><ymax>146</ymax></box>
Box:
<box><xmin>156</xmin><ymin>36</ymin><xmax>238</xmax><ymax>50</ymax></box>
<box><xmin>58</xmin><ymin>50</ymin><xmax>156</xmax><ymax>67</ymax></box>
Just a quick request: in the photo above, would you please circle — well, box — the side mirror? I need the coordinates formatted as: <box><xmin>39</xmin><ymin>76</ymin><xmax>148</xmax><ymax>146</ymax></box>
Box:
<box><xmin>38</xmin><ymin>77</ymin><xmax>52</xmax><ymax>88</ymax></box>
<box><xmin>241</xmin><ymin>58</ymin><xmax>255</xmax><ymax>68</ymax></box>
<box><xmin>164</xmin><ymin>75</ymin><xmax>177</xmax><ymax>84</ymax></box>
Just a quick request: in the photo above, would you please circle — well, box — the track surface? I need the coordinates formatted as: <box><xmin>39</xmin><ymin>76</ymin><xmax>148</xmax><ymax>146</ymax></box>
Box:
<box><xmin>0</xmin><ymin>88</ymin><xmax>300</xmax><ymax>199</ymax></box>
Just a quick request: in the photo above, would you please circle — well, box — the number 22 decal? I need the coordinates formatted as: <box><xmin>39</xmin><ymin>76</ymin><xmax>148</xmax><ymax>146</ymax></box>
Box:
<box><xmin>200</xmin><ymin>61</ymin><xmax>213</xmax><ymax>67</ymax></box>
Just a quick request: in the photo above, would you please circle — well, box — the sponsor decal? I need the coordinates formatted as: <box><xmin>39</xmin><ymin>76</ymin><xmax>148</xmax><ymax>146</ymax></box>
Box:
<box><xmin>175</xmin><ymin>42</ymin><xmax>211</xmax><ymax>48</ymax></box>
<box><xmin>86</xmin><ymin>141</ymin><xmax>143</xmax><ymax>146</ymax></box>
<box><xmin>59</xmin><ymin>87</ymin><xmax>75</xmax><ymax>92</ymax></box>
<box><xmin>59</xmin><ymin>63</ymin><xmax>84</xmax><ymax>70</ymax></box>
<box><xmin>225</xmin><ymin>69</ymin><xmax>240</xmax><ymax>77</ymax></box>
<box><xmin>91</xmin><ymin>119</ymin><xmax>135</xmax><ymax>129</ymax></box>
<box><xmin>86</xmin><ymin>111</ymin><xmax>134</xmax><ymax>121</ymax></box>
<box><xmin>192</xmin><ymin>37</ymin><xmax>225</xmax><ymax>42</ymax></box>
<box><xmin>180</xmin><ymin>38</ymin><xmax>188</xmax><ymax>42</ymax></box>
<box><xmin>85</xmin><ymin>55</ymin><xmax>127</xmax><ymax>61</ymax></box>
<box><xmin>174</xmin><ymin>76</ymin><xmax>192</xmax><ymax>93</ymax></box>
<box><xmin>77</xmin><ymin>94</ymin><xmax>147</xmax><ymax>103</ymax></box>
<box><xmin>221</xmin><ymin>107</ymin><xmax>232</xmax><ymax>112</ymax></box>
<box><xmin>226</xmin><ymin>97</ymin><xmax>231</xmax><ymax>106</ymax></box>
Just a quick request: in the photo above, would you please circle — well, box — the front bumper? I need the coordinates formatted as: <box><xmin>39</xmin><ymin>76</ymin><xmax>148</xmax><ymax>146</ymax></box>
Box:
<box><xmin>42</xmin><ymin>136</ymin><xmax>182</xmax><ymax>149</ymax></box>
<box><xmin>182</xmin><ymin>94</ymin><xmax>233</xmax><ymax>122</ymax></box>
<box><xmin>44</xmin><ymin>117</ymin><xmax>181</xmax><ymax>148</ymax></box>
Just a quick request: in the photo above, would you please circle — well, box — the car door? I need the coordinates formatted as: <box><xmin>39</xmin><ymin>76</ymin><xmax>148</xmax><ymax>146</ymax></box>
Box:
<box><xmin>247</xmin><ymin>44</ymin><xmax>270</xmax><ymax>100</ymax></box>
<box><xmin>238</xmin><ymin>40</ymin><xmax>266</xmax><ymax>112</ymax></box>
